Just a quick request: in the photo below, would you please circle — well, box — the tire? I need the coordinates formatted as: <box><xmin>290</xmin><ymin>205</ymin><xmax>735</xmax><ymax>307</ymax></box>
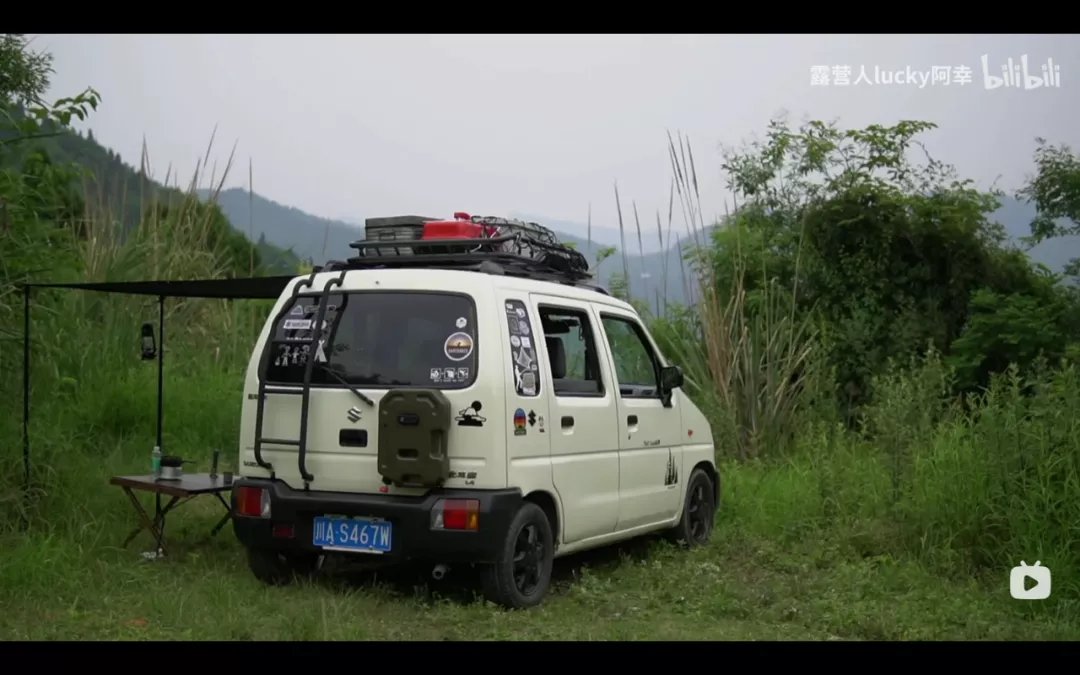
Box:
<box><xmin>246</xmin><ymin>547</ymin><xmax>319</xmax><ymax>586</ymax></box>
<box><xmin>665</xmin><ymin>468</ymin><xmax>716</xmax><ymax>547</ymax></box>
<box><xmin>480</xmin><ymin>502</ymin><xmax>554</xmax><ymax>610</ymax></box>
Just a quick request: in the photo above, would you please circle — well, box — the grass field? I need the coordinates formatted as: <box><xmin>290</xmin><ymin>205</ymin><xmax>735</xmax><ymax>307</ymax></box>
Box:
<box><xmin>2</xmin><ymin>425</ymin><xmax>1077</xmax><ymax>641</ymax></box>
<box><xmin>2</xmin><ymin>484</ymin><xmax>1075</xmax><ymax>641</ymax></box>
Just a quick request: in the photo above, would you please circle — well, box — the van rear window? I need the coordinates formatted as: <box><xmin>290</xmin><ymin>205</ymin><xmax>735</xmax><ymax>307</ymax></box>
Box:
<box><xmin>264</xmin><ymin>291</ymin><xmax>478</xmax><ymax>389</ymax></box>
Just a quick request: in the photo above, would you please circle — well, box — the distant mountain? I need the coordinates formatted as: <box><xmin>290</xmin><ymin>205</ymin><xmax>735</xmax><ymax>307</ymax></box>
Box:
<box><xmin>545</xmin><ymin>227</ymin><xmax>697</xmax><ymax>311</ymax></box>
<box><xmin>0</xmin><ymin>120</ymin><xmax>301</xmax><ymax>276</ymax></box>
<box><xmin>204</xmin><ymin>188</ymin><xmax>1079</xmax><ymax>311</ymax></box>
<box><xmin>199</xmin><ymin>189</ymin><xmax>366</xmax><ymax>263</ymax></box>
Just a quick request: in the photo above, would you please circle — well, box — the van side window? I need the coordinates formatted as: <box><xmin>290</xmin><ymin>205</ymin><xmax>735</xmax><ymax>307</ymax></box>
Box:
<box><xmin>504</xmin><ymin>299</ymin><xmax>540</xmax><ymax>397</ymax></box>
<box><xmin>600</xmin><ymin>315</ymin><xmax>661</xmax><ymax>398</ymax></box>
<box><xmin>538</xmin><ymin>305</ymin><xmax>605</xmax><ymax>397</ymax></box>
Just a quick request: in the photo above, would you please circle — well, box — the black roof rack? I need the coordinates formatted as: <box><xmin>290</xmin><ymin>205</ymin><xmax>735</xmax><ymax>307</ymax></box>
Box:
<box><xmin>318</xmin><ymin>216</ymin><xmax>608</xmax><ymax>294</ymax></box>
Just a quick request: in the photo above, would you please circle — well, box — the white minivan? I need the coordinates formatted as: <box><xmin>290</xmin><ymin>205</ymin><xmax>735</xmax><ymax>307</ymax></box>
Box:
<box><xmin>231</xmin><ymin>214</ymin><xmax>719</xmax><ymax>609</ymax></box>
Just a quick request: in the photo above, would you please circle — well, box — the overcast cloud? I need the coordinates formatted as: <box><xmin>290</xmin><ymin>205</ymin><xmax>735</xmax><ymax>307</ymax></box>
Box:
<box><xmin>34</xmin><ymin>34</ymin><xmax>1080</xmax><ymax>237</ymax></box>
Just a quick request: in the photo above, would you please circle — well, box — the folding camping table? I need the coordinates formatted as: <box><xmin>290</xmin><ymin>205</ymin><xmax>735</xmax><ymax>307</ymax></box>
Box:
<box><xmin>18</xmin><ymin>275</ymin><xmax>295</xmax><ymax>541</ymax></box>
<box><xmin>110</xmin><ymin>473</ymin><xmax>235</xmax><ymax>558</ymax></box>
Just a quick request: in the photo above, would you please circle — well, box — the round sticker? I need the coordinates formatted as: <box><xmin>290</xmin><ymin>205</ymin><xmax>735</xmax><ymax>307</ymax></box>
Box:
<box><xmin>455</xmin><ymin>317</ymin><xmax>467</xmax><ymax>329</ymax></box>
<box><xmin>510</xmin><ymin>335</ymin><xmax>521</xmax><ymax>347</ymax></box>
<box><xmin>444</xmin><ymin>332</ymin><xmax>474</xmax><ymax>361</ymax></box>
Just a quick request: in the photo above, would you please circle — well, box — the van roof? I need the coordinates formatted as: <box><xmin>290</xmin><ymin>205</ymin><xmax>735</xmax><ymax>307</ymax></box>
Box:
<box><xmin>287</xmin><ymin>267</ymin><xmax>637</xmax><ymax>314</ymax></box>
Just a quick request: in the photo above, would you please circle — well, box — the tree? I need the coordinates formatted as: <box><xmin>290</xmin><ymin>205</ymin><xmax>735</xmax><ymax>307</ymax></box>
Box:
<box><xmin>704</xmin><ymin>116</ymin><xmax>1075</xmax><ymax>411</ymax></box>
<box><xmin>0</xmin><ymin>34</ymin><xmax>52</xmax><ymax>105</ymax></box>
<box><xmin>1019</xmin><ymin>139</ymin><xmax>1080</xmax><ymax>277</ymax></box>
<box><xmin>1</xmin><ymin>35</ymin><xmax>99</xmax><ymax>285</ymax></box>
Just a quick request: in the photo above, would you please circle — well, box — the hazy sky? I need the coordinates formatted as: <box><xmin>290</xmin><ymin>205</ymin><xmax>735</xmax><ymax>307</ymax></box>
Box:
<box><xmin>35</xmin><ymin>34</ymin><xmax>1079</xmax><ymax>237</ymax></box>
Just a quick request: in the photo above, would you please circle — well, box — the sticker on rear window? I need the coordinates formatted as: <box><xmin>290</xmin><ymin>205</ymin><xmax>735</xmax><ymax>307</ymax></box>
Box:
<box><xmin>444</xmin><ymin>332</ymin><xmax>474</xmax><ymax>361</ymax></box>
<box><xmin>284</xmin><ymin>319</ymin><xmax>311</xmax><ymax>330</ymax></box>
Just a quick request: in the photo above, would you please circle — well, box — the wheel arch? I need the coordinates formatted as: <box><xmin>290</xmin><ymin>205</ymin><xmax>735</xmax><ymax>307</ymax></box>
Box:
<box><xmin>523</xmin><ymin>489</ymin><xmax>561</xmax><ymax>549</ymax></box>
<box><xmin>692</xmin><ymin>460</ymin><xmax>721</xmax><ymax>513</ymax></box>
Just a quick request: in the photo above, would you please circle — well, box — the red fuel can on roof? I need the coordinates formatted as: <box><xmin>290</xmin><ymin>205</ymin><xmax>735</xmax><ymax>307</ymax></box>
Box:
<box><xmin>422</xmin><ymin>212</ymin><xmax>497</xmax><ymax>240</ymax></box>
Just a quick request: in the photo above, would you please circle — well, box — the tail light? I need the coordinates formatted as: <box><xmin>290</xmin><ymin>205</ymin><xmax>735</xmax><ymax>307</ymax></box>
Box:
<box><xmin>236</xmin><ymin>486</ymin><xmax>271</xmax><ymax>518</ymax></box>
<box><xmin>430</xmin><ymin>499</ymin><xmax>479</xmax><ymax>531</ymax></box>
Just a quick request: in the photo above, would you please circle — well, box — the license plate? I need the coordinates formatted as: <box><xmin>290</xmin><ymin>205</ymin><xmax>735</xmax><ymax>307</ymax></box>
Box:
<box><xmin>312</xmin><ymin>516</ymin><xmax>392</xmax><ymax>554</ymax></box>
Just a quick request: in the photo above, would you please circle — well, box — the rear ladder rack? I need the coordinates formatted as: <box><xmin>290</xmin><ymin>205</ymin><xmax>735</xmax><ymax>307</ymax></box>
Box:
<box><xmin>251</xmin><ymin>268</ymin><xmax>348</xmax><ymax>489</ymax></box>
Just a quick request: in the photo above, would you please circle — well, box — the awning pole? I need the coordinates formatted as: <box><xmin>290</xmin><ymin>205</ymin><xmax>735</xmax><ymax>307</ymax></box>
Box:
<box><xmin>156</xmin><ymin>295</ymin><xmax>165</xmax><ymax>450</ymax></box>
<box><xmin>22</xmin><ymin>284</ymin><xmax>31</xmax><ymax>489</ymax></box>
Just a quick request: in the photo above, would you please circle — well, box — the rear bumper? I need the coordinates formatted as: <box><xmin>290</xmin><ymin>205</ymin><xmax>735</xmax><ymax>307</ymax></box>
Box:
<box><xmin>231</xmin><ymin>478</ymin><xmax>522</xmax><ymax>563</ymax></box>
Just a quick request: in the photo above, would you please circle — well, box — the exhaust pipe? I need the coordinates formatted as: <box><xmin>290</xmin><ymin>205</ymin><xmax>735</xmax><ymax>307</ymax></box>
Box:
<box><xmin>432</xmin><ymin>564</ymin><xmax>449</xmax><ymax>581</ymax></box>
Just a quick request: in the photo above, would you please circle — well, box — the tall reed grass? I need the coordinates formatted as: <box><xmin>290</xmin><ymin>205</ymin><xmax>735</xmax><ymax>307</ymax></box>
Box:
<box><xmin>648</xmin><ymin>133</ymin><xmax>818</xmax><ymax>462</ymax></box>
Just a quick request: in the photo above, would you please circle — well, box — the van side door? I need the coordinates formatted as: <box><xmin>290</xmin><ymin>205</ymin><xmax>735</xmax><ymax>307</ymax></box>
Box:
<box><xmin>596</xmin><ymin>307</ymin><xmax>683</xmax><ymax>530</ymax></box>
<box><xmin>530</xmin><ymin>293</ymin><xmax>620</xmax><ymax>544</ymax></box>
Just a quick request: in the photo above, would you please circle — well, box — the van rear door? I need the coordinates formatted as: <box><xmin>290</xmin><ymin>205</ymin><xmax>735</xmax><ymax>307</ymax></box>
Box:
<box><xmin>243</xmin><ymin>287</ymin><xmax>502</xmax><ymax>494</ymax></box>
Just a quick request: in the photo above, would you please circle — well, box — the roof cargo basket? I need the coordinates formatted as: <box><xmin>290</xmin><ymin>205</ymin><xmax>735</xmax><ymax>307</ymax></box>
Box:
<box><xmin>363</xmin><ymin>215</ymin><xmax>439</xmax><ymax>256</ymax></box>
<box><xmin>346</xmin><ymin>212</ymin><xmax>596</xmax><ymax>287</ymax></box>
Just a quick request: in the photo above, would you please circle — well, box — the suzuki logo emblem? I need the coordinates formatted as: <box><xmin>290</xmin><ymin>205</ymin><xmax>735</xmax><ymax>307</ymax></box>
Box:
<box><xmin>346</xmin><ymin>406</ymin><xmax>362</xmax><ymax>423</ymax></box>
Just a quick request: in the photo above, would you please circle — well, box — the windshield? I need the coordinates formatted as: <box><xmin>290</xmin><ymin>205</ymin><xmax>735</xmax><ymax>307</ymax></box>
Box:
<box><xmin>264</xmin><ymin>291</ymin><xmax>478</xmax><ymax>389</ymax></box>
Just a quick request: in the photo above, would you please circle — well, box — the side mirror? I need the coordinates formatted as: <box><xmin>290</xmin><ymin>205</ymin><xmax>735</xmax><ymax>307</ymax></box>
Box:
<box><xmin>659</xmin><ymin>365</ymin><xmax>683</xmax><ymax>409</ymax></box>
<box><xmin>660</xmin><ymin>365</ymin><xmax>684</xmax><ymax>392</ymax></box>
<box><xmin>141</xmin><ymin>322</ymin><xmax>157</xmax><ymax>361</ymax></box>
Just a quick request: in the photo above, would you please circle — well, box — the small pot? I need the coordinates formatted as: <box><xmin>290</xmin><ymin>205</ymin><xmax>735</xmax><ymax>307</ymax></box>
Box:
<box><xmin>159</xmin><ymin>465</ymin><xmax>184</xmax><ymax>481</ymax></box>
<box><xmin>158</xmin><ymin>455</ymin><xmax>187</xmax><ymax>481</ymax></box>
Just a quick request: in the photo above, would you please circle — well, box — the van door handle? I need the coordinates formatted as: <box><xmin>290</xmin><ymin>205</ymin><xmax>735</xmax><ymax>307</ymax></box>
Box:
<box><xmin>627</xmin><ymin>415</ymin><xmax>638</xmax><ymax>425</ymax></box>
<box><xmin>561</xmin><ymin>416</ymin><xmax>574</xmax><ymax>428</ymax></box>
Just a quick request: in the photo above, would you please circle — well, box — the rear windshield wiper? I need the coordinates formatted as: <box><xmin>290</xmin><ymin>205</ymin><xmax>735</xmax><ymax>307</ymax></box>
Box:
<box><xmin>317</xmin><ymin>363</ymin><xmax>375</xmax><ymax>407</ymax></box>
